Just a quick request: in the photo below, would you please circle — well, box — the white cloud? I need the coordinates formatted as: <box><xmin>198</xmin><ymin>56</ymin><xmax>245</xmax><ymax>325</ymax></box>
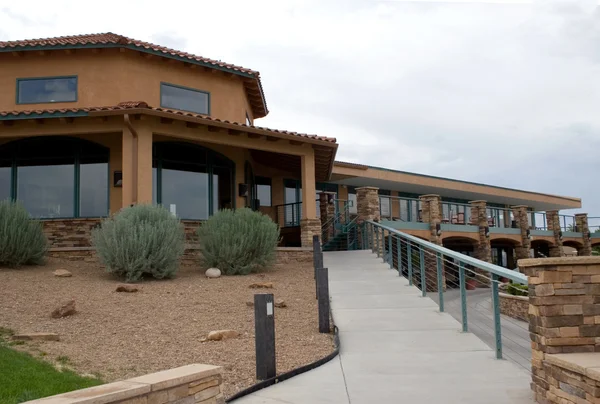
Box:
<box><xmin>1</xmin><ymin>0</ymin><xmax>599</xmax><ymax>212</ymax></box>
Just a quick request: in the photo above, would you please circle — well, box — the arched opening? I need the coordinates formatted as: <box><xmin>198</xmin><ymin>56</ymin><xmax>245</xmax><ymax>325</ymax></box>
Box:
<box><xmin>563</xmin><ymin>240</ymin><xmax>583</xmax><ymax>256</ymax></box>
<box><xmin>442</xmin><ymin>237</ymin><xmax>478</xmax><ymax>289</ymax></box>
<box><xmin>0</xmin><ymin>136</ymin><xmax>109</xmax><ymax>218</ymax></box>
<box><xmin>152</xmin><ymin>142</ymin><xmax>234</xmax><ymax>220</ymax></box>
<box><xmin>491</xmin><ymin>238</ymin><xmax>520</xmax><ymax>269</ymax></box>
<box><xmin>531</xmin><ymin>240</ymin><xmax>552</xmax><ymax>258</ymax></box>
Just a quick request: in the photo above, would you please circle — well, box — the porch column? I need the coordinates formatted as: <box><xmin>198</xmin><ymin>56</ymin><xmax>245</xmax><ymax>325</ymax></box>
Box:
<box><xmin>575</xmin><ymin>213</ymin><xmax>592</xmax><ymax>256</ymax></box>
<box><xmin>419</xmin><ymin>194</ymin><xmax>445</xmax><ymax>292</ymax></box>
<box><xmin>356</xmin><ymin>187</ymin><xmax>380</xmax><ymax>252</ymax></box>
<box><xmin>319</xmin><ymin>192</ymin><xmax>336</xmax><ymax>245</ymax></box>
<box><xmin>512</xmin><ymin>205</ymin><xmax>532</xmax><ymax>260</ymax></box>
<box><xmin>300</xmin><ymin>151</ymin><xmax>319</xmax><ymax>248</ymax></box>
<box><xmin>122</xmin><ymin>124</ymin><xmax>153</xmax><ymax>208</ymax></box>
<box><xmin>470</xmin><ymin>200</ymin><xmax>492</xmax><ymax>263</ymax></box>
<box><xmin>546</xmin><ymin>210</ymin><xmax>565</xmax><ymax>258</ymax></box>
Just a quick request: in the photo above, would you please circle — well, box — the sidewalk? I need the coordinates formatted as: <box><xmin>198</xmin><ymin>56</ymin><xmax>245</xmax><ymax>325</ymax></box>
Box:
<box><xmin>234</xmin><ymin>250</ymin><xmax>533</xmax><ymax>403</ymax></box>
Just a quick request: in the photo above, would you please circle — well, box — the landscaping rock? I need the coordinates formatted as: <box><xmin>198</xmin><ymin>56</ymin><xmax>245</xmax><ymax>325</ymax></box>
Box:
<box><xmin>53</xmin><ymin>269</ymin><xmax>72</xmax><ymax>277</ymax></box>
<box><xmin>274</xmin><ymin>299</ymin><xmax>287</xmax><ymax>308</ymax></box>
<box><xmin>12</xmin><ymin>333</ymin><xmax>59</xmax><ymax>341</ymax></box>
<box><xmin>116</xmin><ymin>284</ymin><xmax>139</xmax><ymax>293</ymax></box>
<box><xmin>249</xmin><ymin>282</ymin><xmax>273</xmax><ymax>289</ymax></box>
<box><xmin>205</xmin><ymin>268</ymin><xmax>221</xmax><ymax>278</ymax></box>
<box><xmin>246</xmin><ymin>301</ymin><xmax>254</xmax><ymax>307</ymax></box>
<box><xmin>203</xmin><ymin>330</ymin><xmax>239</xmax><ymax>342</ymax></box>
<box><xmin>51</xmin><ymin>299</ymin><xmax>76</xmax><ymax>319</ymax></box>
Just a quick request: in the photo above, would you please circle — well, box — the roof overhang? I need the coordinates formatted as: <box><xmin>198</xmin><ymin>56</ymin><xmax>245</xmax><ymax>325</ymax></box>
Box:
<box><xmin>331</xmin><ymin>162</ymin><xmax>581</xmax><ymax>211</ymax></box>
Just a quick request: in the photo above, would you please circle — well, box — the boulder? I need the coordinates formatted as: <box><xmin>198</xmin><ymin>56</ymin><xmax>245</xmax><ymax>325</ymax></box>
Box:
<box><xmin>274</xmin><ymin>299</ymin><xmax>287</xmax><ymax>308</ymax></box>
<box><xmin>203</xmin><ymin>330</ymin><xmax>239</xmax><ymax>342</ymax></box>
<box><xmin>12</xmin><ymin>333</ymin><xmax>59</xmax><ymax>341</ymax></box>
<box><xmin>116</xmin><ymin>284</ymin><xmax>139</xmax><ymax>293</ymax></box>
<box><xmin>205</xmin><ymin>268</ymin><xmax>221</xmax><ymax>278</ymax></box>
<box><xmin>249</xmin><ymin>282</ymin><xmax>274</xmax><ymax>289</ymax></box>
<box><xmin>53</xmin><ymin>269</ymin><xmax>72</xmax><ymax>277</ymax></box>
<box><xmin>51</xmin><ymin>299</ymin><xmax>76</xmax><ymax>319</ymax></box>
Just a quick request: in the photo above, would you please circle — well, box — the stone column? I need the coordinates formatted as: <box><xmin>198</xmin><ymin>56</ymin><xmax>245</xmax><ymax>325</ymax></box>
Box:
<box><xmin>319</xmin><ymin>192</ymin><xmax>336</xmax><ymax>244</ymax></box>
<box><xmin>300</xmin><ymin>219</ymin><xmax>321</xmax><ymax>249</ymax></box>
<box><xmin>512</xmin><ymin>205</ymin><xmax>532</xmax><ymax>260</ymax></box>
<box><xmin>546</xmin><ymin>210</ymin><xmax>565</xmax><ymax>258</ymax></box>
<box><xmin>356</xmin><ymin>187</ymin><xmax>380</xmax><ymax>252</ymax></box>
<box><xmin>520</xmin><ymin>256</ymin><xmax>600</xmax><ymax>403</ymax></box>
<box><xmin>470</xmin><ymin>200</ymin><xmax>492</xmax><ymax>263</ymax></box>
<box><xmin>576</xmin><ymin>213</ymin><xmax>592</xmax><ymax>256</ymax></box>
<box><xmin>419</xmin><ymin>194</ymin><xmax>445</xmax><ymax>291</ymax></box>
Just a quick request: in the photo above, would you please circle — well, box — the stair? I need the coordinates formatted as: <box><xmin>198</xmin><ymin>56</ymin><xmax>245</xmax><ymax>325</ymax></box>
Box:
<box><xmin>322</xmin><ymin>232</ymin><xmax>349</xmax><ymax>252</ymax></box>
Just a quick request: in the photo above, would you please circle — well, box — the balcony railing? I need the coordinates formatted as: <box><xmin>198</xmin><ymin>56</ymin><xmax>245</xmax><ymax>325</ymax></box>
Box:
<box><xmin>441</xmin><ymin>202</ymin><xmax>472</xmax><ymax>225</ymax></box>
<box><xmin>274</xmin><ymin>202</ymin><xmax>302</xmax><ymax>228</ymax></box>
<box><xmin>379</xmin><ymin>196</ymin><xmax>422</xmax><ymax>222</ymax></box>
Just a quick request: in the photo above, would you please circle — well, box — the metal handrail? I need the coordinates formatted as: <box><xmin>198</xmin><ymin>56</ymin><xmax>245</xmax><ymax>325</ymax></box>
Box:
<box><xmin>368</xmin><ymin>220</ymin><xmax>527</xmax><ymax>283</ymax></box>
<box><xmin>379</xmin><ymin>195</ymin><xmax>422</xmax><ymax>222</ymax></box>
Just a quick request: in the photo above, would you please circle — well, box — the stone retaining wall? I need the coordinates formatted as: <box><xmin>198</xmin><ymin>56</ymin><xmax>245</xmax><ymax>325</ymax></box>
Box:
<box><xmin>540</xmin><ymin>353</ymin><xmax>600</xmax><ymax>404</ymax></box>
<box><xmin>499</xmin><ymin>292</ymin><xmax>529</xmax><ymax>322</ymax></box>
<box><xmin>24</xmin><ymin>363</ymin><xmax>223</xmax><ymax>404</ymax></box>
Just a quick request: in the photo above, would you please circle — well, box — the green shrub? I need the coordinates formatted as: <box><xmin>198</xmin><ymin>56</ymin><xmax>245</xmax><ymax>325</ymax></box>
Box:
<box><xmin>507</xmin><ymin>283</ymin><xmax>528</xmax><ymax>297</ymax></box>
<box><xmin>92</xmin><ymin>204</ymin><xmax>185</xmax><ymax>282</ymax></box>
<box><xmin>0</xmin><ymin>200</ymin><xmax>47</xmax><ymax>267</ymax></box>
<box><xmin>197</xmin><ymin>208</ymin><xmax>280</xmax><ymax>275</ymax></box>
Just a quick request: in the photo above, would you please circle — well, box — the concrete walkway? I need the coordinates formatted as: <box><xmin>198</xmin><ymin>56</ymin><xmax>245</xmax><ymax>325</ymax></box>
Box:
<box><xmin>235</xmin><ymin>250</ymin><xmax>533</xmax><ymax>403</ymax></box>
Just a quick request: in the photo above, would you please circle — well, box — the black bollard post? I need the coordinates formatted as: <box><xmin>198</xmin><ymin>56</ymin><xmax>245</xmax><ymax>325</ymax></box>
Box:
<box><xmin>254</xmin><ymin>293</ymin><xmax>276</xmax><ymax>380</ymax></box>
<box><xmin>317</xmin><ymin>267</ymin><xmax>330</xmax><ymax>333</ymax></box>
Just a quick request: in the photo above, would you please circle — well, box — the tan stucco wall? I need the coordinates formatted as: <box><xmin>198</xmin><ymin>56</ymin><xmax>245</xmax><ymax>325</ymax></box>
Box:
<box><xmin>0</xmin><ymin>49</ymin><xmax>253</xmax><ymax>124</ymax></box>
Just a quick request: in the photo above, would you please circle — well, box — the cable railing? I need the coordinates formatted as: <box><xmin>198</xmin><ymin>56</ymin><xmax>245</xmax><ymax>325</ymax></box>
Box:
<box><xmin>589</xmin><ymin>217</ymin><xmax>600</xmax><ymax>234</ymax></box>
<box><xmin>379</xmin><ymin>196</ymin><xmax>422</xmax><ymax>222</ymax></box>
<box><xmin>441</xmin><ymin>201</ymin><xmax>472</xmax><ymax>225</ymax></box>
<box><xmin>363</xmin><ymin>220</ymin><xmax>528</xmax><ymax>364</ymax></box>
<box><xmin>274</xmin><ymin>202</ymin><xmax>302</xmax><ymax>228</ymax></box>
<box><xmin>486</xmin><ymin>207</ymin><xmax>515</xmax><ymax>228</ymax></box>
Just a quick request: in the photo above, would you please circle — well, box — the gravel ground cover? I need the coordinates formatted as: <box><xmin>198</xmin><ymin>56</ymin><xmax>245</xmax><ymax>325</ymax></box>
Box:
<box><xmin>0</xmin><ymin>258</ymin><xmax>334</xmax><ymax>398</ymax></box>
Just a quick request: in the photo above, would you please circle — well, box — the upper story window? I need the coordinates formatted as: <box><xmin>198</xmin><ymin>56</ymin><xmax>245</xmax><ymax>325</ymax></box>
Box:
<box><xmin>160</xmin><ymin>83</ymin><xmax>210</xmax><ymax>115</ymax></box>
<box><xmin>17</xmin><ymin>76</ymin><xmax>77</xmax><ymax>104</ymax></box>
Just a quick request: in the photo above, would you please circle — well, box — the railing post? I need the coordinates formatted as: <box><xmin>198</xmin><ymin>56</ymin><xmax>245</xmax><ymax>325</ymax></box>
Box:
<box><xmin>419</xmin><ymin>248</ymin><xmax>426</xmax><ymax>297</ymax></box>
<box><xmin>458</xmin><ymin>262</ymin><xmax>468</xmax><ymax>332</ymax></box>
<box><xmin>375</xmin><ymin>226</ymin><xmax>380</xmax><ymax>257</ymax></box>
<box><xmin>490</xmin><ymin>273</ymin><xmax>502</xmax><ymax>359</ymax></box>
<box><xmin>436</xmin><ymin>253</ymin><xmax>444</xmax><ymax>312</ymax></box>
<box><xmin>397</xmin><ymin>236</ymin><xmax>403</xmax><ymax>276</ymax></box>
<box><xmin>388</xmin><ymin>233</ymin><xmax>393</xmax><ymax>269</ymax></box>
<box><xmin>407</xmin><ymin>242</ymin><xmax>413</xmax><ymax>285</ymax></box>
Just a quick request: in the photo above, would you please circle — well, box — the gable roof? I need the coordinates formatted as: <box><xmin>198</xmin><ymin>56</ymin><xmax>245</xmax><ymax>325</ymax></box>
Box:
<box><xmin>0</xmin><ymin>32</ymin><xmax>268</xmax><ymax>118</ymax></box>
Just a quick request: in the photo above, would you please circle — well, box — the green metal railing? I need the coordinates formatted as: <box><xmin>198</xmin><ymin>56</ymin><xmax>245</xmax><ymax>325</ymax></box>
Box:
<box><xmin>441</xmin><ymin>201</ymin><xmax>472</xmax><ymax>225</ymax></box>
<box><xmin>379</xmin><ymin>196</ymin><xmax>422</xmax><ymax>222</ymax></box>
<box><xmin>363</xmin><ymin>220</ymin><xmax>528</xmax><ymax>360</ymax></box>
<box><xmin>486</xmin><ymin>207</ymin><xmax>515</xmax><ymax>228</ymax></box>
<box><xmin>589</xmin><ymin>217</ymin><xmax>600</xmax><ymax>234</ymax></box>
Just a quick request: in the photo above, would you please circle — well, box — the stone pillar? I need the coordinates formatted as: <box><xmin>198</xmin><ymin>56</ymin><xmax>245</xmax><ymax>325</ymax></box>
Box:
<box><xmin>300</xmin><ymin>218</ymin><xmax>321</xmax><ymax>249</ymax></box>
<box><xmin>419</xmin><ymin>194</ymin><xmax>445</xmax><ymax>291</ymax></box>
<box><xmin>319</xmin><ymin>192</ymin><xmax>336</xmax><ymax>244</ymax></box>
<box><xmin>356</xmin><ymin>187</ymin><xmax>380</xmax><ymax>252</ymax></box>
<box><xmin>576</xmin><ymin>213</ymin><xmax>593</xmax><ymax>256</ymax></box>
<box><xmin>520</xmin><ymin>256</ymin><xmax>600</xmax><ymax>403</ymax></box>
<box><xmin>512</xmin><ymin>205</ymin><xmax>532</xmax><ymax>260</ymax></box>
<box><xmin>546</xmin><ymin>210</ymin><xmax>565</xmax><ymax>258</ymax></box>
<box><xmin>470</xmin><ymin>200</ymin><xmax>492</xmax><ymax>263</ymax></box>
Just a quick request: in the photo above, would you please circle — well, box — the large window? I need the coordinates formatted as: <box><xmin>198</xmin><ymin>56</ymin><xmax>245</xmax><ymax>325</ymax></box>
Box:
<box><xmin>17</xmin><ymin>76</ymin><xmax>77</xmax><ymax>104</ymax></box>
<box><xmin>0</xmin><ymin>137</ymin><xmax>109</xmax><ymax>218</ymax></box>
<box><xmin>256</xmin><ymin>177</ymin><xmax>272</xmax><ymax>207</ymax></box>
<box><xmin>152</xmin><ymin>142</ymin><xmax>233</xmax><ymax>220</ymax></box>
<box><xmin>160</xmin><ymin>83</ymin><xmax>210</xmax><ymax>115</ymax></box>
<box><xmin>347</xmin><ymin>186</ymin><xmax>357</xmax><ymax>215</ymax></box>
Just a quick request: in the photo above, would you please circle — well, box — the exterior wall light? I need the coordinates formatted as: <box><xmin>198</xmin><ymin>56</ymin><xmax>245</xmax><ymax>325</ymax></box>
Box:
<box><xmin>559</xmin><ymin>231</ymin><xmax>563</xmax><ymax>241</ymax></box>
<box><xmin>436</xmin><ymin>223</ymin><xmax>442</xmax><ymax>237</ymax></box>
<box><xmin>526</xmin><ymin>229</ymin><xmax>532</xmax><ymax>240</ymax></box>
<box><xmin>484</xmin><ymin>226</ymin><xmax>490</xmax><ymax>238</ymax></box>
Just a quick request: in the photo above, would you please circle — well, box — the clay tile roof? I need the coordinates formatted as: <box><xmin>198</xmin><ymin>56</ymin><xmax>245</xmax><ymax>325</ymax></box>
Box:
<box><xmin>334</xmin><ymin>161</ymin><xmax>369</xmax><ymax>169</ymax></box>
<box><xmin>0</xmin><ymin>102</ymin><xmax>337</xmax><ymax>144</ymax></box>
<box><xmin>0</xmin><ymin>32</ymin><xmax>268</xmax><ymax>117</ymax></box>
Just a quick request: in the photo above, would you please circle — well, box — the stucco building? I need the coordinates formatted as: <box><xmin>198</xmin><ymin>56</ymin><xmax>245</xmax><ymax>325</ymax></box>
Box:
<box><xmin>0</xmin><ymin>33</ymin><xmax>595</xmax><ymax>265</ymax></box>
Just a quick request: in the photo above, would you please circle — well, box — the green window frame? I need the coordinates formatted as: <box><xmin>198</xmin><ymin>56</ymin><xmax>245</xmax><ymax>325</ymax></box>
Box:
<box><xmin>0</xmin><ymin>136</ymin><xmax>109</xmax><ymax>218</ymax></box>
<box><xmin>160</xmin><ymin>82</ymin><xmax>210</xmax><ymax>115</ymax></box>
<box><xmin>256</xmin><ymin>176</ymin><xmax>272</xmax><ymax>207</ymax></box>
<box><xmin>16</xmin><ymin>76</ymin><xmax>78</xmax><ymax>105</ymax></box>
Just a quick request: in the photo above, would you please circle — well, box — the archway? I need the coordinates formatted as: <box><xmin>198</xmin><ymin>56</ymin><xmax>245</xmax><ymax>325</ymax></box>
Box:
<box><xmin>531</xmin><ymin>239</ymin><xmax>553</xmax><ymax>258</ymax></box>
<box><xmin>490</xmin><ymin>238</ymin><xmax>520</xmax><ymax>269</ymax></box>
<box><xmin>442</xmin><ymin>236</ymin><xmax>478</xmax><ymax>289</ymax></box>
<box><xmin>563</xmin><ymin>240</ymin><xmax>583</xmax><ymax>257</ymax></box>
<box><xmin>0</xmin><ymin>136</ymin><xmax>109</xmax><ymax>218</ymax></box>
<box><xmin>152</xmin><ymin>141</ymin><xmax>234</xmax><ymax>219</ymax></box>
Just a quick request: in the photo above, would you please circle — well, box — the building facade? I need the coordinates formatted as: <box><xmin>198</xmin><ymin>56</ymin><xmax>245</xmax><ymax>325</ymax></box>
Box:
<box><xmin>0</xmin><ymin>33</ymin><xmax>596</xmax><ymax>264</ymax></box>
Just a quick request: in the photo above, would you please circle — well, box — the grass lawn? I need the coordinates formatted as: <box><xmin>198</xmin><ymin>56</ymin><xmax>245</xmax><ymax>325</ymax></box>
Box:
<box><xmin>0</xmin><ymin>338</ymin><xmax>102</xmax><ymax>404</ymax></box>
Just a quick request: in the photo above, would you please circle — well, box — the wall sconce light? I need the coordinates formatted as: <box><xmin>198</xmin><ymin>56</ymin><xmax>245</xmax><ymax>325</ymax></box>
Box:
<box><xmin>327</xmin><ymin>193</ymin><xmax>335</xmax><ymax>204</ymax></box>
<box><xmin>436</xmin><ymin>223</ymin><xmax>442</xmax><ymax>237</ymax></box>
<box><xmin>526</xmin><ymin>229</ymin><xmax>532</xmax><ymax>240</ymax></box>
<box><xmin>559</xmin><ymin>230</ymin><xmax>563</xmax><ymax>241</ymax></box>
<box><xmin>587</xmin><ymin>231</ymin><xmax>592</xmax><ymax>241</ymax></box>
<box><xmin>484</xmin><ymin>226</ymin><xmax>490</xmax><ymax>238</ymax></box>
<box><xmin>113</xmin><ymin>171</ymin><xmax>123</xmax><ymax>187</ymax></box>
<box><xmin>238</xmin><ymin>183</ymin><xmax>248</xmax><ymax>197</ymax></box>
<box><xmin>574</xmin><ymin>225</ymin><xmax>579</xmax><ymax>233</ymax></box>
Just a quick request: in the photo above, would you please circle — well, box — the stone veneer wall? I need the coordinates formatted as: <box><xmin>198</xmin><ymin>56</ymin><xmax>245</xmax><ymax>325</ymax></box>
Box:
<box><xmin>300</xmin><ymin>218</ymin><xmax>321</xmax><ymax>249</ymax></box>
<box><xmin>520</xmin><ymin>256</ymin><xmax>600</xmax><ymax>403</ymax></box>
<box><xmin>540</xmin><ymin>353</ymin><xmax>600</xmax><ymax>404</ymax></box>
<box><xmin>546</xmin><ymin>210</ymin><xmax>565</xmax><ymax>258</ymax></box>
<box><xmin>24</xmin><ymin>364</ymin><xmax>223</xmax><ymax>404</ymax></box>
<box><xmin>499</xmin><ymin>292</ymin><xmax>528</xmax><ymax>322</ymax></box>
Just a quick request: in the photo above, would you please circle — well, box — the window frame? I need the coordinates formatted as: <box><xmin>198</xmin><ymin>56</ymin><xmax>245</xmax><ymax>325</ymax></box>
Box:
<box><xmin>160</xmin><ymin>82</ymin><xmax>211</xmax><ymax>116</ymax></box>
<box><xmin>255</xmin><ymin>176</ymin><xmax>272</xmax><ymax>207</ymax></box>
<box><xmin>16</xmin><ymin>75</ymin><xmax>78</xmax><ymax>105</ymax></box>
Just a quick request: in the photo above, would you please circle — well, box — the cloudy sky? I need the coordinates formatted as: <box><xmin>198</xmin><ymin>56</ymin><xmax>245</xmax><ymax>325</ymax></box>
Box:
<box><xmin>1</xmin><ymin>0</ymin><xmax>599</xmax><ymax>213</ymax></box>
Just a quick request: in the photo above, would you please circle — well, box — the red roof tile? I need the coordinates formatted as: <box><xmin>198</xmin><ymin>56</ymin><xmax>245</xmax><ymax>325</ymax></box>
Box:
<box><xmin>0</xmin><ymin>33</ymin><xmax>268</xmax><ymax>118</ymax></box>
<box><xmin>0</xmin><ymin>102</ymin><xmax>337</xmax><ymax>144</ymax></box>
